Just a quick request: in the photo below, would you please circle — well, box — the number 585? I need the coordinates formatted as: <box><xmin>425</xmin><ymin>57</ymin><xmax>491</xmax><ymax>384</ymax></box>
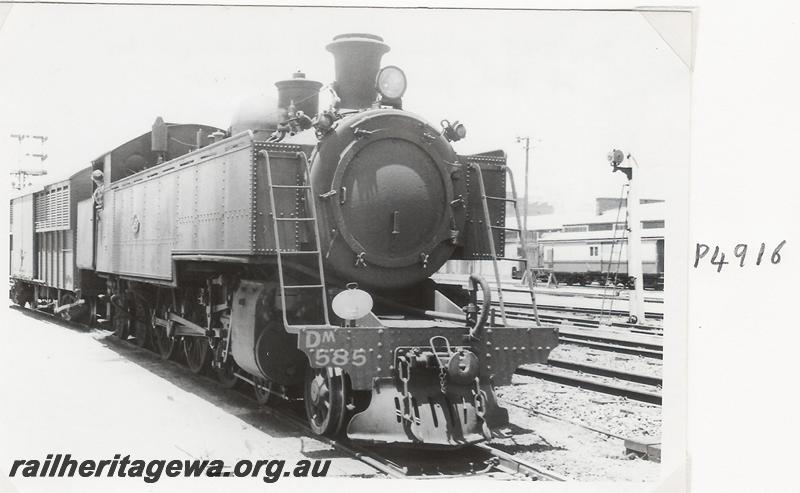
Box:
<box><xmin>313</xmin><ymin>348</ymin><xmax>367</xmax><ymax>367</ymax></box>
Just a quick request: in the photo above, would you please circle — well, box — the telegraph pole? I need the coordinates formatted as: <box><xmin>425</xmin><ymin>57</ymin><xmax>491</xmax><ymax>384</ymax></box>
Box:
<box><xmin>9</xmin><ymin>133</ymin><xmax>48</xmax><ymax>190</ymax></box>
<box><xmin>30</xmin><ymin>135</ymin><xmax>49</xmax><ymax>162</ymax></box>
<box><xmin>516</xmin><ymin>136</ymin><xmax>531</xmax><ymax>232</ymax></box>
<box><xmin>516</xmin><ymin>136</ymin><xmax>541</xmax><ymax>269</ymax></box>
<box><xmin>607</xmin><ymin>149</ymin><xmax>645</xmax><ymax>323</ymax></box>
<box><xmin>10</xmin><ymin>133</ymin><xmax>29</xmax><ymax>167</ymax></box>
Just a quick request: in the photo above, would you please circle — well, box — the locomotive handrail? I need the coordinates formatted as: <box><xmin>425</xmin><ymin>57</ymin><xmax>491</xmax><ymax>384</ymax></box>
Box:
<box><xmin>502</xmin><ymin>165</ymin><xmax>542</xmax><ymax>326</ymax></box>
<box><xmin>468</xmin><ymin>160</ymin><xmax>542</xmax><ymax>327</ymax></box>
<box><xmin>468</xmin><ymin>161</ymin><xmax>508</xmax><ymax>325</ymax></box>
<box><xmin>468</xmin><ymin>274</ymin><xmax>491</xmax><ymax>340</ymax></box>
<box><xmin>258</xmin><ymin>149</ymin><xmax>333</xmax><ymax>331</ymax></box>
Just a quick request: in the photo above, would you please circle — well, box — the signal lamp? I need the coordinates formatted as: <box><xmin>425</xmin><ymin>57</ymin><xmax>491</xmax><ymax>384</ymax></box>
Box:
<box><xmin>608</xmin><ymin>149</ymin><xmax>625</xmax><ymax>166</ymax></box>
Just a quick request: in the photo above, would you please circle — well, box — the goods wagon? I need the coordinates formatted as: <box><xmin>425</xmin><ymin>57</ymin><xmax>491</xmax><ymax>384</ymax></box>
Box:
<box><xmin>10</xmin><ymin>167</ymin><xmax>102</xmax><ymax>312</ymax></box>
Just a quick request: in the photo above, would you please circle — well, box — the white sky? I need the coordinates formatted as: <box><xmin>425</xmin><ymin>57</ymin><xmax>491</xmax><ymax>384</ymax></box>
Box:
<box><xmin>0</xmin><ymin>5</ymin><xmax>689</xmax><ymax>215</ymax></box>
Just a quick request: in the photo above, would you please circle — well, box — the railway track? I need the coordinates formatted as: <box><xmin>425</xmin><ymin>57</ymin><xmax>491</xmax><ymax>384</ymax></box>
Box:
<box><xmin>538</xmin><ymin>304</ymin><xmax>663</xmax><ymax>322</ymax></box>
<box><xmin>557</xmin><ymin>328</ymin><xmax>662</xmax><ymax>351</ymax></box>
<box><xmin>493</xmin><ymin>284</ymin><xmax>664</xmax><ymax>304</ymax></box>
<box><xmin>491</xmin><ymin>305</ymin><xmax>665</xmax><ymax>359</ymax></box>
<box><xmin>558</xmin><ymin>335</ymin><xmax>663</xmax><ymax>360</ymax></box>
<box><xmin>500</xmin><ymin>398</ymin><xmax>627</xmax><ymax>440</ymax></box>
<box><xmin>490</xmin><ymin>301</ymin><xmax>664</xmax><ymax>332</ymax></box>
<box><xmin>10</xmin><ymin>304</ymin><xmax>564</xmax><ymax>481</ymax></box>
<box><xmin>478</xmin><ymin>444</ymin><xmax>567</xmax><ymax>481</ymax></box>
<box><xmin>546</xmin><ymin>358</ymin><xmax>662</xmax><ymax>387</ymax></box>
<box><xmin>516</xmin><ymin>364</ymin><xmax>662</xmax><ymax>406</ymax></box>
<box><xmin>434</xmin><ymin>274</ymin><xmax>664</xmax><ymax>303</ymax></box>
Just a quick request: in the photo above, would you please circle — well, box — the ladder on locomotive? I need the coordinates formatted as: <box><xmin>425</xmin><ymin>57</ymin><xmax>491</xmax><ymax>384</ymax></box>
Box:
<box><xmin>470</xmin><ymin>162</ymin><xmax>541</xmax><ymax>326</ymax></box>
<box><xmin>260</xmin><ymin>150</ymin><xmax>331</xmax><ymax>330</ymax></box>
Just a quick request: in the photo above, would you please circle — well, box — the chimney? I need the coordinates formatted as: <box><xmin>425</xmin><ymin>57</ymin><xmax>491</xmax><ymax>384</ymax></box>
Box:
<box><xmin>326</xmin><ymin>33</ymin><xmax>390</xmax><ymax>110</ymax></box>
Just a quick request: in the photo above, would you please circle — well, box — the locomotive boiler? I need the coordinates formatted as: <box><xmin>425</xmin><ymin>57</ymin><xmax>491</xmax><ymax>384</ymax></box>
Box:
<box><xmin>10</xmin><ymin>33</ymin><xmax>559</xmax><ymax>447</ymax></box>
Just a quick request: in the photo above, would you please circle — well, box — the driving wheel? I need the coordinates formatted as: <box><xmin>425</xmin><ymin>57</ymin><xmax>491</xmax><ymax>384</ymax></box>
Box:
<box><xmin>304</xmin><ymin>367</ymin><xmax>347</xmax><ymax>436</ymax></box>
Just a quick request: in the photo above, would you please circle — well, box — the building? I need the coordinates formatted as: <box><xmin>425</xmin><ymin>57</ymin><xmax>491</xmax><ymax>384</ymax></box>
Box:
<box><xmin>440</xmin><ymin>198</ymin><xmax>665</xmax><ymax>289</ymax></box>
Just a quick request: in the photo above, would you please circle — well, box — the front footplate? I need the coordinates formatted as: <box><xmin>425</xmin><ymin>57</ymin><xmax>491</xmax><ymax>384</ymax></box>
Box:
<box><xmin>297</xmin><ymin>322</ymin><xmax>560</xmax><ymax>446</ymax></box>
<box><xmin>347</xmin><ymin>377</ymin><xmax>507</xmax><ymax>447</ymax></box>
<box><xmin>298</xmin><ymin>324</ymin><xmax>560</xmax><ymax>389</ymax></box>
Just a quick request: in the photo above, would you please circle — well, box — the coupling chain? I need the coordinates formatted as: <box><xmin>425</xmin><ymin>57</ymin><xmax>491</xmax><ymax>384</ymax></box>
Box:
<box><xmin>397</xmin><ymin>355</ymin><xmax>424</xmax><ymax>442</ymax></box>
<box><xmin>397</xmin><ymin>356</ymin><xmax>414</xmax><ymax>424</ymax></box>
<box><xmin>472</xmin><ymin>376</ymin><xmax>487</xmax><ymax>420</ymax></box>
<box><xmin>430</xmin><ymin>336</ymin><xmax>453</xmax><ymax>394</ymax></box>
<box><xmin>438</xmin><ymin>367</ymin><xmax>447</xmax><ymax>395</ymax></box>
<box><xmin>472</xmin><ymin>376</ymin><xmax>492</xmax><ymax>440</ymax></box>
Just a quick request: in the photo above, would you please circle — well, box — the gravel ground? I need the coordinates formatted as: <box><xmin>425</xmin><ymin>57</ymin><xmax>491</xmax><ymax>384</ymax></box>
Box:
<box><xmin>503</xmin><ymin>374</ymin><xmax>662</xmax><ymax>439</ymax></box>
<box><xmin>493</xmin><ymin>375</ymin><xmax>661</xmax><ymax>481</ymax></box>
<box><xmin>547</xmin><ymin>343</ymin><xmax>663</xmax><ymax>378</ymax></box>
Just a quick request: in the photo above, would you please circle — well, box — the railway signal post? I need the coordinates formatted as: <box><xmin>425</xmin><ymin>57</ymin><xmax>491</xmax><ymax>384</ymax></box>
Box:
<box><xmin>607</xmin><ymin>149</ymin><xmax>645</xmax><ymax>323</ymax></box>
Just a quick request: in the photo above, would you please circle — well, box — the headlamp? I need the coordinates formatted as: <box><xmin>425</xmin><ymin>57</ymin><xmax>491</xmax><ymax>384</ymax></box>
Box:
<box><xmin>376</xmin><ymin>65</ymin><xmax>407</xmax><ymax>100</ymax></box>
<box><xmin>331</xmin><ymin>283</ymin><xmax>374</xmax><ymax>322</ymax></box>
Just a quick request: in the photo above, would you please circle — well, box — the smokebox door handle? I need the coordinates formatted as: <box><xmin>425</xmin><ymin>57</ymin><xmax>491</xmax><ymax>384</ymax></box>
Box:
<box><xmin>392</xmin><ymin>210</ymin><xmax>400</xmax><ymax>238</ymax></box>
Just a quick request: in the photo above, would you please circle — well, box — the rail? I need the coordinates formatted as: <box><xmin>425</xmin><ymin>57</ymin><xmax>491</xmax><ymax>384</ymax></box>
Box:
<box><xmin>516</xmin><ymin>365</ymin><xmax>662</xmax><ymax>405</ymax></box>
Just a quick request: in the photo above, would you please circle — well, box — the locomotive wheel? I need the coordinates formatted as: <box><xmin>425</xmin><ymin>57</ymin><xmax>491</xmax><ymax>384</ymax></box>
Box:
<box><xmin>216</xmin><ymin>361</ymin><xmax>238</xmax><ymax>389</ymax></box>
<box><xmin>58</xmin><ymin>293</ymin><xmax>77</xmax><ymax>322</ymax></box>
<box><xmin>11</xmin><ymin>294</ymin><xmax>24</xmax><ymax>307</ymax></box>
<box><xmin>304</xmin><ymin>367</ymin><xmax>346</xmax><ymax>436</ymax></box>
<box><xmin>13</xmin><ymin>285</ymin><xmax>32</xmax><ymax>308</ymax></box>
<box><xmin>153</xmin><ymin>329</ymin><xmax>177</xmax><ymax>361</ymax></box>
<box><xmin>152</xmin><ymin>305</ymin><xmax>177</xmax><ymax>360</ymax></box>
<box><xmin>183</xmin><ymin>337</ymin><xmax>210</xmax><ymax>374</ymax></box>
<box><xmin>131</xmin><ymin>297</ymin><xmax>150</xmax><ymax>349</ymax></box>
<box><xmin>215</xmin><ymin>347</ymin><xmax>239</xmax><ymax>389</ymax></box>
<box><xmin>253</xmin><ymin>377</ymin><xmax>274</xmax><ymax>405</ymax></box>
<box><xmin>153</xmin><ymin>327</ymin><xmax>178</xmax><ymax>360</ymax></box>
<box><xmin>112</xmin><ymin>310</ymin><xmax>130</xmax><ymax>340</ymax></box>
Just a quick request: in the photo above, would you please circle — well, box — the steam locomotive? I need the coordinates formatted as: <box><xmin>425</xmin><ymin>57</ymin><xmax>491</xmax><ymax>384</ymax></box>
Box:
<box><xmin>9</xmin><ymin>34</ymin><xmax>558</xmax><ymax>447</ymax></box>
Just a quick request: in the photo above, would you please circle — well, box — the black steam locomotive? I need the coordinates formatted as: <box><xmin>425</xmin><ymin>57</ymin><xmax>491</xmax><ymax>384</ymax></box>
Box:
<box><xmin>9</xmin><ymin>34</ymin><xmax>558</xmax><ymax>447</ymax></box>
